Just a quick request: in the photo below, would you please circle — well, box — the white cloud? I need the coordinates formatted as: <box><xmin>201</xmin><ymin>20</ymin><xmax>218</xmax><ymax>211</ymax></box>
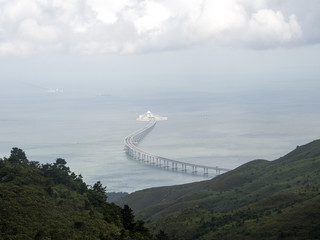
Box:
<box><xmin>88</xmin><ymin>0</ymin><xmax>133</xmax><ymax>24</ymax></box>
<box><xmin>247</xmin><ymin>9</ymin><xmax>302</xmax><ymax>47</ymax></box>
<box><xmin>0</xmin><ymin>0</ymin><xmax>316</xmax><ymax>55</ymax></box>
<box><xmin>18</xmin><ymin>18</ymin><xmax>60</xmax><ymax>42</ymax></box>
<box><xmin>132</xmin><ymin>1</ymin><xmax>171</xmax><ymax>35</ymax></box>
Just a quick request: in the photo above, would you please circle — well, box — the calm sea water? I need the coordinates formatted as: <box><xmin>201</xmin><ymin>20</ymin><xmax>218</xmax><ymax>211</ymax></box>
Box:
<box><xmin>1</xmin><ymin>78</ymin><xmax>319</xmax><ymax>193</ymax></box>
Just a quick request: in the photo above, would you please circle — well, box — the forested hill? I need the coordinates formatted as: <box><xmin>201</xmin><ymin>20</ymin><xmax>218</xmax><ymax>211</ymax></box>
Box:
<box><xmin>117</xmin><ymin>139</ymin><xmax>320</xmax><ymax>240</ymax></box>
<box><xmin>0</xmin><ymin>148</ymin><xmax>165</xmax><ymax>240</ymax></box>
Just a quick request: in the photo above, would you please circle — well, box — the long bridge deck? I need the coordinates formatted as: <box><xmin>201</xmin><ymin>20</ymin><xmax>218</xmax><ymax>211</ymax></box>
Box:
<box><xmin>124</xmin><ymin>118</ymin><xmax>230</xmax><ymax>176</ymax></box>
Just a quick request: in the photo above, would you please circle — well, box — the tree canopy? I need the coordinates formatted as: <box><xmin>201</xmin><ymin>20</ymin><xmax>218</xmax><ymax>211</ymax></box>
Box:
<box><xmin>0</xmin><ymin>147</ymin><xmax>164</xmax><ymax>240</ymax></box>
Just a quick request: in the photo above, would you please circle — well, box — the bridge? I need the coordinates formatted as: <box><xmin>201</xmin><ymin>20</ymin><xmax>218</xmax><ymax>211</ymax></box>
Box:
<box><xmin>124</xmin><ymin>113</ymin><xmax>230</xmax><ymax>176</ymax></box>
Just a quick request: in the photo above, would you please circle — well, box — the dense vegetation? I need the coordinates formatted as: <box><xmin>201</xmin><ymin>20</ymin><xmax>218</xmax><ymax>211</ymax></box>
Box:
<box><xmin>0</xmin><ymin>148</ymin><xmax>164</xmax><ymax>240</ymax></box>
<box><xmin>118</xmin><ymin>140</ymin><xmax>320</xmax><ymax>240</ymax></box>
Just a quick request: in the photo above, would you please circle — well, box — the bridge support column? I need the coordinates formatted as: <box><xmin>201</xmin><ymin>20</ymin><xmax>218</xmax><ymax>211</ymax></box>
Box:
<box><xmin>192</xmin><ymin>166</ymin><xmax>197</xmax><ymax>174</ymax></box>
<box><xmin>165</xmin><ymin>160</ymin><xmax>169</xmax><ymax>168</ymax></box>
<box><xmin>181</xmin><ymin>164</ymin><xmax>187</xmax><ymax>172</ymax></box>
<box><xmin>204</xmin><ymin>168</ymin><xmax>208</xmax><ymax>176</ymax></box>
<box><xmin>172</xmin><ymin>162</ymin><xmax>177</xmax><ymax>171</ymax></box>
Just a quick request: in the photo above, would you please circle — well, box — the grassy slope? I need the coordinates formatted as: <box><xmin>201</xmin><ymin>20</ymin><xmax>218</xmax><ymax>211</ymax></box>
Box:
<box><xmin>118</xmin><ymin>140</ymin><xmax>320</xmax><ymax>240</ymax></box>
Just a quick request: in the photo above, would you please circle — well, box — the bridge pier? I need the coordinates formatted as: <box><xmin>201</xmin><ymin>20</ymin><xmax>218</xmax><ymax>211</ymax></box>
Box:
<box><xmin>204</xmin><ymin>167</ymin><xmax>208</xmax><ymax>176</ymax></box>
<box><xmin>192</xmin><ymin>165</ymin><xmax>197</xmax><ymax>174</ymax></box>
<box><xmin>165</xmin><ymin>160</ymin><xmax>169</xmax><ymax>169</ymax></box>
<box><xmin>164</xmin><ymin>159</ymin><xmax>168</xmax><ymax>168</ymax></box>
<box><xmin>181</xmin><ymin>164</ymin><xmax>187</xmax><ymax>173</ymax></box>
<box><xmin>171</xmin><ymin>162</ymin><xmax>178</xmax><ymax>171</ymax></box>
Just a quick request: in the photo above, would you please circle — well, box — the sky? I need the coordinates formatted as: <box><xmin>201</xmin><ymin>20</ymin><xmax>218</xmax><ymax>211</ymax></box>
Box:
<box><xmin>0</xmin><ymin>0</ymin><xmax>319</xmax><ymax>102</ymax></box>
<box><xmin>0</xmin><ymin>0</ymin><xmax>320</xmax><ymax>86</ymax></box>
<box><xmin>0</xmin><ymin>0</ymin><xmax>319</xmax><ymax>54</ymax></box>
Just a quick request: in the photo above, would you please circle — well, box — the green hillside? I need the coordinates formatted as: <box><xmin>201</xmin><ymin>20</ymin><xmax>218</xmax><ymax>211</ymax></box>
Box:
<box><xmin>117</xmin><ymin>140</ymin><xmax>320</xmax><ymax>240</ymax></box>
<box><xmin>0</xmin><ymin>148</ymin><xmax>157</xmax><ymax>240</ymax></box>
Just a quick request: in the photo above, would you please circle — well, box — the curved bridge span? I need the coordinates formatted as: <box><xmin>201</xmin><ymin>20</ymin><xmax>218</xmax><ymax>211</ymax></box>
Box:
<box><xmin>124</xmin><ymin>117</ymin><xmax>230</xmax><ymax>176</ymax></box>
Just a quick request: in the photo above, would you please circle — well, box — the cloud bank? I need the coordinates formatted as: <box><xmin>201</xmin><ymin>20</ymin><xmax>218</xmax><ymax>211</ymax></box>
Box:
<box><xmin>0</xmin><ymin>0</ymin><xmax>317</xmax><ymax>55</ymax></box>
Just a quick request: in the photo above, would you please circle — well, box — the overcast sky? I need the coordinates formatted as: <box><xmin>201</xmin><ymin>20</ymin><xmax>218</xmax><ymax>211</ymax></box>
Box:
<box><xmin>0</xmin><ymin>0</ymin><xmax>319</xmax><ymax>94</ymax></box>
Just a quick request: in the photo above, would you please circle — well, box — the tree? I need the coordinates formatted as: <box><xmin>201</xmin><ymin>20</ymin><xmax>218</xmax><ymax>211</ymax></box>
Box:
<box><xmin>29</xmin><ymin>161</ymin><xmax>41</xmax><ymax>168</ymax></box>
<box><xmin>87</xmin><ymin>181</ymin><xmax>108</xmax><ymax>206</ymax></box>
<box><xmin>8</xmin><ymin>147</ymin><xmax>28</xmax><ymax>164</ymax></box>
<box><xmin>155</xmin><ymin>230</ymin><xmax>169</xmax><ymax>240</ymax></box>
<box><xmin>134</xmin><ymin>220</ymin><xmax>149</xmax><ymax>235</ymax></box>
<box><xmin>55</xmin><ymin>158</ymin><xmax>70</xmax><ymax>172</ymax></box>
<box><xmin>93</xmin><ymin>181</ymin><xmax>106</xmax><ymax>194</ymax></box>
<box><xmin>121</xmin><ymin>205</ymin><xmax>135</xmax><ymax>231</ymax></box>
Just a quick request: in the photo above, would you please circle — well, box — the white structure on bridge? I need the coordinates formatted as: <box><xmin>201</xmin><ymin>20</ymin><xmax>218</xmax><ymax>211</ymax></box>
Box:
<box><xmin>136</xmin><ymin>111</ymin><xmax>168</xmax><ymax>121</ymax></box>
<box><xmin>124</xmin><ymin>112</ymin><xmax>230</xmax><ymax>177</ymax></box>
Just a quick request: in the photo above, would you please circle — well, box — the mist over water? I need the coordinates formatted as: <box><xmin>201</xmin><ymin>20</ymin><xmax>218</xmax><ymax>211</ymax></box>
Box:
<box><xmin>1</xmin><ymin>76</ymin><xmax>319</xmax><ymax>193</ymax></box>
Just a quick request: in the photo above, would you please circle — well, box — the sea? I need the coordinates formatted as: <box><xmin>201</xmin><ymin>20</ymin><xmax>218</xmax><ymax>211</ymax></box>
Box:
<box><xmin>1</xmin><ymin>77</ymin><xmax>319</xmax><ymax>193</ymax></box>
